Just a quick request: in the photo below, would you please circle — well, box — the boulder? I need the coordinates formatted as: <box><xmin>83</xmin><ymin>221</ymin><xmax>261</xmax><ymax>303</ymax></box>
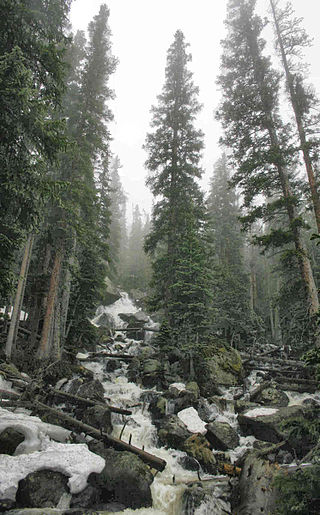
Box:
<box><xmin>157</xmin><ymin>415</ymin><xmax>192</xmax><ymax>450</ymax></box>
<box><xmin>183</xmin><ymin>435</ymin><xmax>217</xmax><ymax>474</ymax></box>
<box><xmin>149</xmin><ymin>395</ymin><xmax>167</xmax><ymax>421</ymax></box>
<box><xmin>182</xmin><ymin>481</ymin><xmax>231</xmax><ymax>515</ymax></box>
<box><xmin>88</xmin><ymin>444</ymin><xmax>153</xmax><ymax>509</ymax></box>
<box><xmin>77</xmin><ymin>380</ymin><xmax>105</xmax><ymax>402</ymax></box>
<box><xmin>119</xmin><ymin>311</ymin><xmax>149</xmax><ymax>326</ymax></box>
<box><xmin>238</xmin><ymin>405</ymin><xmax>305</xmax><ymax>443</ymax></box>
<box><xmin>177</xmin><ymin>455</ymin><xmax>200</xmax><ymax>471</ymax></box>
<box><xmin>93</xmin><ymin>312</ymin><xmax>115</xmax><ymax>331</ymax></box>
<box><xmin>196</xmin><ymin>344</ymin><xmax>243</xmax><ymax>396</ymax></box>
<box><xmin>101</xmin><ymin>278</ymin><xmax>122</xmax><ymax>306</ymax></box>
<box><xmin>0</xmin><ymin>428</ymin><xmax>25</xmax><ymax>455</ymax></box>
<box><xmin>205</xmin><ymin>421</ymin><xmax>239</xmax><ymax>451</ymax></box>
<box><xmin>80</xmin><ymin>406</ymin><xmax>112</xmax><ymax>434</ymax></box>
<box><xmin>250</xmin><ymin>385</ymin><xmax>289</xmax><ymax>407</ymax></box>
<box><xmin>15</xmin><ymin>470</ymin><xmax>69</xmax><ymax>509</ymax></box>
<box><xmin>141</xmin><ymin>359</ymin><xmax>162</xmax><ymax>388</ymax></box>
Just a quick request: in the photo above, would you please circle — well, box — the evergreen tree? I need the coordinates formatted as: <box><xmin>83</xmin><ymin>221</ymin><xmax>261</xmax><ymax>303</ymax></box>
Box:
<box><xmin>217</xmin><ymin>0</ymin><xmax>319</xmax><ymax>346</ymax></box>
<box><xmin>207</xmin><ymin>154</ymin><xmax>258</xmax><ymax>345</ymax></box>
<box><xmin>144</xmin><ymin>30</ymin><xmax>211</xmax><ymax>347</ymax></box>
<box><xmin>269</xmin><ymin>0</ymin><xmax>320</xmax><ymax>233</ymax></box>
<box><xmin>0</xmin><ymin>0</ymin><xmax>71</xmax><ymax>301</ymax></box>
<box><xmin>122</xmin><ymin>205</ymin><xmax>151</xmax><ymax>292</ymax></box>
<box><xmin>108</xmin><ymin>155</ymin><xmax>127</xmax><ymax>280</ymax></box>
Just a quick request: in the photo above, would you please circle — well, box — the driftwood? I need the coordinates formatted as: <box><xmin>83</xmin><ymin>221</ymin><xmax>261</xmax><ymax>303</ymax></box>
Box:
<box><xmin>48</xmin><ymin>387</ymin><xmax>132</xmax><ymax>415</ymax></box>
<box><xmin>26</xmin><ymin>400</ymin><xmax>166</xmax><ymax>472</ymax></box>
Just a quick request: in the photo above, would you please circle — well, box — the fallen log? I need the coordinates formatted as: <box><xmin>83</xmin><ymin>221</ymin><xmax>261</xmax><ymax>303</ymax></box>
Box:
<box><xmin>25</xmin><ymin>400</ymin><xmax>166</xmax><ymax>472</ymax></box>
<box><xmin>114</xmin><ymin>327</ymin><xmax>160</xmax><ymax>332</ymax></box>
<box><xmin>48</xmin><ymin>387</ymin><xmax>132</xmax><ymax>415</ymax></box>
<box><xmin>87</xmin><ymin>352</ymin><xmax>134</xmax><ymax>361</ymax></box>
<box><xmin>274</xmin><ymin>376</ymin><xmax>318</xmax><ymax>386</ymax></box>
<box><xmin>245</xmin><ymin>356</ymin><xmax>306</xmax><ymax>367</ymax></box>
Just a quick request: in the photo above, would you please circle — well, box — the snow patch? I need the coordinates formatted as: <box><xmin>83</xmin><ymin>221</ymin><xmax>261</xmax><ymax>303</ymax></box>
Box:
<box><xmin>0</xmin><ymin>440</ymin><xmax>105</xmax><ymax>500</ymax></box>
<box><xmin>177</xmin><ymin>407</ymin><xmax>207</xmax><ymax>434</ymax></box>
<box><xmin>0</xmin><ymin>407</ymin><xmax>70</xmax><ymax>455</ymax></box>
<box><xmin>76</xmin><ymin>352</ymin><xmax>89</xmax><ymax>360</ymax></box>
<box><xmin>244</xmin><ymin>407</ymin><xmax>278</xmax><ymax>418</ymax></box>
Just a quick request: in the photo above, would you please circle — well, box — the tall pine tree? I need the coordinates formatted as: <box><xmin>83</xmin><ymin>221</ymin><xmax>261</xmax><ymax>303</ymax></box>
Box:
<box><xmin>145</xmin><ymin>30</ymin><xmax>211</xmax><ymax>347</ymax></box>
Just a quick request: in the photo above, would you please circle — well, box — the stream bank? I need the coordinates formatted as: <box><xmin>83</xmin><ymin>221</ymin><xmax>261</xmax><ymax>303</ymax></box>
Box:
<box><xmin>1</xmin><ymin>292</ymin><xmax>320</xmax><ymax>514</ymax></box>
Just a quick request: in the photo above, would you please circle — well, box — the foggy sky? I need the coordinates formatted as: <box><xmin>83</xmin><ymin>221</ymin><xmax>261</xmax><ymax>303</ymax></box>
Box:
<box><xmin>70</xmin><ymin>0</ymin><xmax>320</xmax><ymax>219</ymax></box>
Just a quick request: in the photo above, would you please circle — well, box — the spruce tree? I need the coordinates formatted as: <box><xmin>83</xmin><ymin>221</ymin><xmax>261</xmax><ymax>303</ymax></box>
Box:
<box><xmin>108</xmin><ymin>156</ymin><xmax>127</xmax><ymax>280</ymax></box>
<box><xmin>0</xmin><ymin>0</ymin><xmax>71</xmax><ymax>301</ymax></box>
<box><xmin>207</xmin><ymin>154</ymin><xmax>257</xmax><ymax>345</ymax></box>
<box><xmin>217</xmin><ymin>0</ymin><xmax>319</xmax><ymax>346</ymax></box>
<box><xmin>145</xmin><ymin>30</ymin><xmax>210</xmax><ymax>347</ymax></box>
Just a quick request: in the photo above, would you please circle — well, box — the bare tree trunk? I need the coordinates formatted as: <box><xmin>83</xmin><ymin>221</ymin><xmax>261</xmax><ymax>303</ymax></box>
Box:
<box><xmin>270</xmin><ymin>0</ymin><xmax>320</xmax><ymax>233</ymax></box>
<box><xmin>38</xmin><ymin>246</ymin><xmax>63</xmax><ymax>360</ymax></box>
<box><xmin>5</xmin><ymin>234</ymin><xmax>34</xmax><ymax>359</ymax></box>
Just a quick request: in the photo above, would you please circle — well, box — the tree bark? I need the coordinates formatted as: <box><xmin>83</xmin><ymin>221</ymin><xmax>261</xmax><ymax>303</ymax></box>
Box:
<box><xmin>6</xmin><ymin>234</ymin><xmax>34</xmax><ymax>359</ymax></box>
<box><xmin>38</xmin><ymin>246</ymin><xmax>63</xmax><ymax>360</ymax></box>
<box><xmin>269</xmin><ymin>0</ymin><xmax>320</xmax><ymax>234</ymax></box>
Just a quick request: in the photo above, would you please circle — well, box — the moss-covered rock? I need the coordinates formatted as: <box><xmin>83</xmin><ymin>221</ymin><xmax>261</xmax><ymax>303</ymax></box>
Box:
<box><xmin>183</xmin><ymin>434</ymin><xmax>217</xmax><ymax>474</ymax></box>
<box><xmin>88</xmin><ymin>444</ymin><xmax>153</xmax><ymax>510</ymax></box>
<box><xmin>205</xmin><ymin>421</ymin><xmax>239</xmax><ymax>451</ymax></box>
<box><xmin>157</xmin><ymin>415</ymin><xmax>192</xmax><ymax>450</ymax></box>
<box><xmin>196</xmin><ymin>344</ymin><xmax>243</xmax><ymax>396</ymax></box>
<box><xmin>251</xmin><ymin>385</ymin><xmax>289</xmax><ymax>407</ymax></box>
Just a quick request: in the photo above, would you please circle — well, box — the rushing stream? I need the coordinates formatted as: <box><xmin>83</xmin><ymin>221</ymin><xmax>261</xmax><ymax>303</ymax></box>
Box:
<box><xmin>76</xmin><ymin>292</ymin><xmax>320</xmax><ymax>514</ymax></box>
<box><xmin>78</xmin><ymin>293</ymin><xmax>250</xmax><ymax>514</ymax></box>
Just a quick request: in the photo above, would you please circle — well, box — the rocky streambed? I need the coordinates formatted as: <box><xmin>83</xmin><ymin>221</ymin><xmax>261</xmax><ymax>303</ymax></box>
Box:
<box><xmin>1</xmin><ymin>293</ymin><xmax>320</xmax><ymax>514</ymax></box>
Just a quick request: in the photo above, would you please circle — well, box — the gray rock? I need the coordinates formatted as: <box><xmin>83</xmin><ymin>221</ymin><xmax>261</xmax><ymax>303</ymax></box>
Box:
<box><xmin>77</xmin><ymin>379</ymin><xmax>105</xmax><ymax>402</ymax></box>
<box><xmin>182</xmin><ymin>480</ymin><xmax>231</xmax><ymax>514</ymax></box>
<box><xmin>206</xmin><ymin>421</ymin><xmax>239</xmax><ymax>450</ymax></box>
<box><xmin>238</xmin><ymin>405</ymin><xmax>305</xmax><ymax>443</ymax></box>
<box><xmin>141</xmin><ymin>358</ymin><xmax>162</xmax><ymax>387</ymax></box>
<box><xmin>0</xmin><ymin>427</ymin><xmax>25</xmax><ymax>455</ymax></box>
<box><xmin>196</xmin><ymin>345</ymin><xmax>243</xmax><ymax>396</ymax></box>
<box><xmin>15</xmin><ymin>470</ymin><xmax>69</xmax><ymax>509</ymax></box>
<box><xmin>80</xmin><ymin>405</ymin><xmax>112</xmax><ymax>434</ymax></box>
<box><xmin>157</xmin><ymin>415</ymin><xmax>192</xmax><ymax>450</ymax></box>
<box><xmin>88</xmin><ymin>443</ymin><xmax>153</xmax><ymax>509</ymax></box>
<box><xmin>251</xmin><ymin>385</ymin><xmax>289</xmax><ymax>407</ymax></box>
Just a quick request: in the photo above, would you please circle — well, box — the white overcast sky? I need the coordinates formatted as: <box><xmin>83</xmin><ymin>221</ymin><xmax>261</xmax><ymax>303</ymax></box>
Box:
<box><xmin>70</xmin><ymin>0</ymin><xmax>320</xmax><ymax>218</ymax></box>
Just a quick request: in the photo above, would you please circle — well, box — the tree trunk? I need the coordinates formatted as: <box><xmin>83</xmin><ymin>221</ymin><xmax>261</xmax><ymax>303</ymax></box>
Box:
<box><xmin>38</xmin><ymin>246</ymin><xmax>63</xmax><ymax>360</ymax></box>
<box><xmin>269</xmin><ymin>0</ymin><xmax>320</xmax><ymax>234</ymax></box>
<box><xmin>5</xmin><ymin>234</ymin><xmax>34</xmax><ymax>359</ymax></box>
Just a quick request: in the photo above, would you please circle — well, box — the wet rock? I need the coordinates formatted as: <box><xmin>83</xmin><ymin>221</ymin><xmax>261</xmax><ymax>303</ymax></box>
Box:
<box><xmin>69</xmin><ymin>485</ymin><xmax>99</xmax><ymax>509</ymax></box>
<box><xmin>157</xmin><ymin>415</ymin><xmax>192</xmax><ymax>450</ymax></box>
<box><xmin>141</xmin><ymin>358</ymin><xmax>162</xmax><ymax>388</ymax></box>
<box><xmin>238</xmin><ymin>405</ymin><xmax>305</xmax><ymax>443</ymax></box>
<box><xmin>0</xmin><ymin>428</ymin><xmax>25</xmax><ymax>455</ymax></box>
<box><xmin>183</xmin><ymin>435</ymin><xmax>217</xmax><ymax>474</ymax></box>
<box><xmin>93</xmin><ymin>312</ymin><xmax>115</xmax><ymax>331</ymax></box>
<box><xmin>100</xmin><ymin>278</ymin><xmax>122</xmax><ymax>306</ymax></box>
<box><xmin>127</xmin><ymin>357</ymin><xmax>141</xmax><ymax>383</ymax></box>
<box><xmin>196</xmin><ymin>344</ymin><xmax>243</xmax><ymax>396</ymax></box>
<box><xmin>177</xmin><ymin>455</ymin><xmax>200</xmax><ymax>471</ymax></box>
<box><xmin>77</xmin><ymin>379</ymin><xmax>105</xmax><ymax>402</ymax></box>
<box><xmin>182</xmin><ymin>481</ymin><xmax>231</xmax><ymax>515</ymax></box>
<box><xmin>251</xmin><ymin>385</ymin><xmax>289</xmax><ymax>407</ymax></box>
<box><xmin>205</xmin><ymin>421</ymin><xmax>239</xmax><ymax>450</ymax></box>
<box><xmin>0</xmin><ymin>498</ymin><xmax>15</xmax><ymax>512</ymax></box>
<box><xmin>235</xmin><ymin>400</ymin><xmax>260</xmax><ymax>414</ymax></box>
<box><xmin>80</xmin><ymin>405</ymin><xmax>112</xmax><ymax>434</ymax></box>
<box><xmin>149</xmin><ymin>395</ymin><xmax>167</xmax><ymax>420</ymax></box>
<box><xmin>104</xmin><ymin>359</ymin><xmax>118</xmax><ymax>372</ymax></box>
<box><xmin>88</xmin><ymin>445</ymin><xmax>153</xmax><ymax>509</ymax></box>
<box><xmin>119</xmin><ymin>311</ymin><xmax>149</xmax><ymax>326</ymax></box>
<box><xmin>15</xmin><ymin>470</ymin><xmax>69</xmax><ymax>509</ymax></box>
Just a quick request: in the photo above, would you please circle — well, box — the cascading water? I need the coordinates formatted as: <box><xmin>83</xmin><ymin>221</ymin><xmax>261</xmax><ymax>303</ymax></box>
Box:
<box><xmin>82</xmin><ymin>293</ymin><xmax>235</xmax><ymax>514</ymax></box>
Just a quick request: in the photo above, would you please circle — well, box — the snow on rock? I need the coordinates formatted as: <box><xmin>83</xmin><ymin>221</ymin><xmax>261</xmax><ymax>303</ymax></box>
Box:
<box><xmin>76</xmin><ymin>352</ymin><xmax>89</xmax><ymax>360</ymax></box>
<box><xmin>244</xmin><ymin>407</ymin><xmax>278</xmax><ymax>418</ymax></box>
<box><xmin>169</xmin><ymin>383</ymin><xmax>186</xmax><ymax>395</ymax></box>
<box><xmin>177</xmin><ymin>407</ymin><xmax>207</xmax><ymax>435</ymax></box>
<box><xmin>0</xmin><ymin>407</ymin><xmax>70</xmax><ymax>455</ymax></box>
<box><xmin>0</xmin><ymin>408</ymin><xmax>105</xmax><ymax>501</ymax></box>
<box><xmin>0</xmin><ymin>440</ymin><xmax>105</xmax><ymax>500</ymax></box>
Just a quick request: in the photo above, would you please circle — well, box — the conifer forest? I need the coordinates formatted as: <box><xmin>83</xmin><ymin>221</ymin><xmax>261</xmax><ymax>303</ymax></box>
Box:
<box><xmin>1</xmin><ymin>1</ymin><xmax>320</xmax><ymax>514</ymax></box>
